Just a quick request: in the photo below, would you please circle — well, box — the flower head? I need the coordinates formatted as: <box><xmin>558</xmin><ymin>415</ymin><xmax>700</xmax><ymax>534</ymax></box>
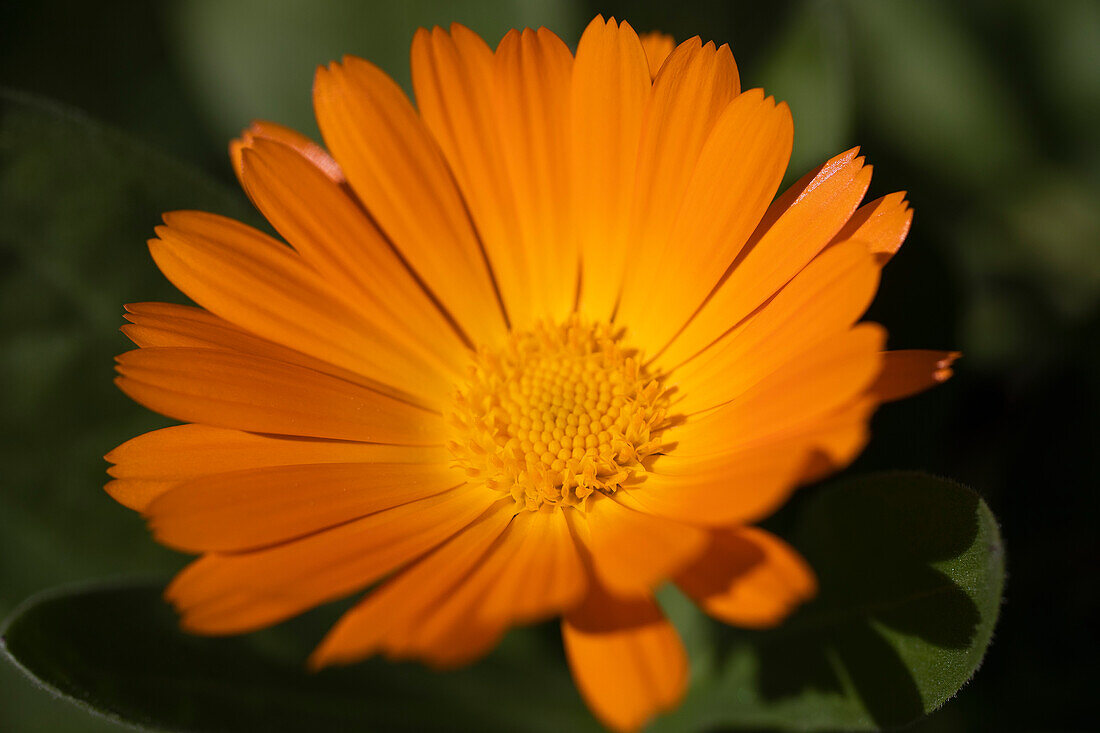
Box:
<box><xmin>106</xmin><ymin>15</ymin><xmax>956</xmax><ymax>731</ymax></box>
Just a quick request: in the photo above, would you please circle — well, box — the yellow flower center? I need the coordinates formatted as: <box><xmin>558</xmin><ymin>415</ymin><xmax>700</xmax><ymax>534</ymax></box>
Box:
<box><xmin>448</xmin><ymin>317</ymin><xmax>671</xmax><ymax>513</ymax></box>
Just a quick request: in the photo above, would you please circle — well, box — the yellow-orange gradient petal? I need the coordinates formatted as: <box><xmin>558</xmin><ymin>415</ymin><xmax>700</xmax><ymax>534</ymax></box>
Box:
<box><xmin>619</xmin><ymin>326</ymin><xmax>885</xmax><ymax>525</ymax></box>
<box><xmin>166</xmin><ymin>483</ymin><xmax>497</xmax><ymax>635</ymax></box>
<box><xmin>146</xmin><ymin>462</ymin><xmax>464</xmax><ymax>553</ymax></box>
<box><xmin>675</xmin><ymin>526</ymin><xmax>816</xmax><ymax>628</ymax></box>
<box><xmin>830</xmin><ymin>191</ymin><xmax>913</xmax><ymax>260</ymax></box>
<box><xmin>619</xmin><ymin>38</ymin><xmax>739</xmax><ymax>319</ymax></box>
<box><xmin>149</xmin><ymin>212</ymin><xmax>454</xmax><ymax>406</ymax></box>
<box><xmin>237</xmin><ymin>138</ymin><xmax>472</xmax><ymax>368</ymax></box>
<box><xmin>313</xmin><ymin>56</ymin><xmax>507</xmax><ymax>347</ymax></box>
<box><xmin>562</xmin><ymin>585</ymin><xmax>688</xmax><ymax>733</ymax></box>
<box><xmin>568</xmin><ymin>494</ymin><xmax>706</xmax><ymax>598</ymax></box>
<box><xmin>572</xmin><ymin>16</ymin><xmax>650</xmax><ymax>321</ymax></box>
<box><xmin>492</xmin><ymin>27</ymin><xmax>577</xmax><ymax>324</ymax></box>
<box><xmin>229</xmin><ymin>120</ymin><xmax>344</xmax><ymax>185</ymax></box>
<box><xmin>639</xmin><ymin>31</ymin><xmax>675</xmax><ymax>79</ymax></box>
<box><xmin>667</xmin><ymin>239</ymin><xmax>881</xmax><ymax>414</ymax></box>
<box><xmin>411</xmin><ymin>24</ymin><xmax>529</xmax><ymax>326</ymax></box>
<box><xmin>105</xmin><ymin>424</ymin><xmax>445</xmax><ymax>511</ymax></box>
<box><xmin>618</xmin><ymin>88</ymin><xmax>792</xmax><ymax>351</ymax></box>
<box><xmin>115</xmin><ymin>347</ymin><xmax>445</xmax><ymax>444</ymax></box>
<box><xmin>308</xmin><ymin>499</ymin><xmax>515</xmax><ymax>669</ymax></box>
<box><xmin>870</xmin><ymin>350</ymin><xmax>960</xmax><ymax>403</ymax></box>
<box><xmin>120</xmin><ymin>302</ymin><xmax>406</xmax><ymax>392</ymax></box>
<box><xmin>658</xmin><ymin>148</ymin><xmax>871</xmax><ymax>367</ymax></box>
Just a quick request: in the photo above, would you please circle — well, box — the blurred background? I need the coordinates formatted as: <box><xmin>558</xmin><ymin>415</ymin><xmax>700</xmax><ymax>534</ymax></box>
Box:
<box><xmin>1</xmin><ymin>0</ymin><xmax>1096</xmax><ymax>730</ymax></box>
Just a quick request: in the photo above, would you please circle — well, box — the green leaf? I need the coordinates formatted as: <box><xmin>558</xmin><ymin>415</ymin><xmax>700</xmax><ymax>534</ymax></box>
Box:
<box><xmin>169</xmin><ymin>0</ymin><xmax>585</xmax><ymax>143</ymax></box>
<box><xmin>1</xmin><ymin>581</ymin><xmax>598</xmax><ymax>733</ymax></box>
<box><xmin>656</xmin><ymin>472</ymin><xmax>1005</xmax><ymax>731</ymax></box>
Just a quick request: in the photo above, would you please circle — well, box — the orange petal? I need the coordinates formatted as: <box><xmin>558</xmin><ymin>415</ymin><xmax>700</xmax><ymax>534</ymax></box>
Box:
<box><xmin>830</xmin><ymin>191</ymin><xmax>913</xmax><ymax>261</ymax></box>
<box><xmin>307</xmin><ymin>500</ymin><xmax>514</xmax><ymax>669</ymax></box>
<box><xmin>665</xmin><ymin>323</ymin><xmax>886</xmax><ymax>457</ymax></box>
<box><xmin>666</xmin><ymin>239</ymin><xmax>881</xmax><ymax>413</ymax></box>
<box><xmin>659</xmin><ymin>148</ymin><xmax>871</xmax><ymax>366</ymax></box>
<box><xmin>150</xmin><ymin>212</ymin><xmax>454</xmax><ymax>406</ymax></box>
<box><xmin>620</xmin><ymin>435</ymin><xmax>812</xmax><ymax>527</ymax></box>
<box><xmin>146</xmin><ymin>462</ymin><xmax>464</xmax><ymax>553</ymax></box>
<box><xmin>313</xmin><ymin>56</ymin><xmax>507</xmax><ymax>347</ymax></box>
<box><xmin>568</xmin><ymin>494</ymin><xmax>706</xmax><ymax>598</ymax></box>
<box><xmin>618</xmin><ymin>38</ymin><xmax>740</xmax><ymax>321</ymax></box>
<box><xmin>869</xmin><ymin>350</ymin><xmax>960</xmax><ymax>403</ymax></box>
<box><xmin>165</xmin><ymin>483</ymin><xmax>497</xmax><ymax>635</ymax></box>
<box><xmin>411</xmin><ymin>24</ymin><xmax>528</xmax><ymax>329</ymax></box>
<box><xmin>492</xmin><ymin>27</ymin><xmax>577</xmax><ymax>324</ymax></box>
<box><xmin>120</xmin><ymin>302</ymin><xmax>401</xmax><ymax>392</ymax></box>
<box><xmin>562</xmin><ymin>585</ymin><xmax>688</xmax><ymax>732</ymax></box>
<box><xmin>106</xmin><ymin>424</ymin><xmax>446</xmax><ymax>482</ymax></box>
<box><xmin>105</xmin><ymin>424</ymin><xmax>445</xmax><ymax>511</ymax></box>
<box><xmin>572</xmin><ymin>16</ymin><xmax>651</xmax><ymax>321</ymax></box>
<box><xmin>104</xmin><ymin>479</ymin><xmax>175</xmax><ymax>512</ymax></box>
<box><xmin>115</xmin><ymin>347</ymin><xmax>445</xmax><ymax>444</ymax></box>
<box><xmin>229</xmin><ymin>120</ymin><xmax>344</xmax><ymax>186</ymax></box>
<box><xmin>474</xmin><ymin>507</ymin><xmax>587</xmax><ymax>626</ymax></box>
<box><xmin>618</xmin><ymin>88</ymin><xmax>793</xmax><ymax>353</ymax></box>
<box><xmin>639</xmin><ymin>31</ymin><xmax>676</xmax><ymax>79</ymax></box>
<box><xmin>237</xmin><ymin>138</ymin><xmax>471</xmax><ymax>366</ymax></box>
<box><xmin>676</xmin><ymin>527</ymin><xmax>816</xmax><ymax>628</ymax></box>
<box><xmin>620</xmin><ymin>327</ymin><xmax>885</xmax><ymax>525</ymax></box>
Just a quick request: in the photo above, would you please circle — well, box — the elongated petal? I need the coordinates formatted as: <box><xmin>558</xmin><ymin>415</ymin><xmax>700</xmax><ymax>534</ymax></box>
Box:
<box><xmin>165</xmin><ymin>484</ymin><xmax>496</xmax><ymax>634</ymax></box>
<box><xmin>150</xmin><ymin>212</ymin><xmax>453</xmax><ymax>405</ymax></box>
<box><xmin>121</xmin><ymin>302</ymin><xmax>393</xmax><ymax>391</ymax></box>
<box><xmin>870</xmin><ymin>350</ymin><xmax>959</xmax><ymax>402</ymax></box>
<box><xmin>676</xmin><ymin>526</ymin><xmax>816</xmax><ymax>628</ymax></box>
<box><xmin>568</xmin><ymin>494</ymin><xmax>706</xmax><ymax>597</ymax></box>
<box><xmin>105</xmin><ymin>424</ymin><xmax>446</xmax><ymax>511</ymax></box>
<box><xmin>411</xmin><ymin>24</ymin><xmax>528</xmax><ymax>328</ymax></box>
<box><xmin>115</xmin><ymin>347</ymin><xmax>445</xmax><ymax>444</ymax></box>
<box><xmin>659</xmin><ymin>149</ymin><xmax>871</xmax><ymax>366</ymax></box>
<box><xmin>618</xmin><ymin>88</ymin><xmax>793</xmax><ymax>354</ymax></box>
<box><xmin>666</xmin><ymin>239</ymin><xmax>880</xmax><ymax>412</ymax></box>
<box><xmin>238</xmin><ymin>138</ymin><xmax>471</xmax><ymax>367</ymax></box>
<box><xmin>665</xmin><ymin>323</ymin><xmax>885</xmax><ymax>457</ymax></box>
<box><xmin>308</xmin><ymin>499</ymin><xmax>517</xmax><ymax>669</ymax></box>
<box><xmin>830</xmin><ymin>191</ymin><xmax>913</xmax><ymax>260</ymax></box>
<box><xmin>619</xmin><ymin>327</ymin><xmax>884</xmax><ymax>525</ymax></box>
<box><xmin>106</xmin><ymin>424</ymin><xmax>446</xmax><ymax>481</ymax></box>
<box><xmin>562</xmin><ymin>586</ymin><xmax>688</xmax><ymax>732</ymax></box>
<box><xmin>229</xmin><ymin>120</ymin><xmax>344</xmax><ymax>185</ymax></box>
<box><xmin>146</xmin><ymin>462</ymin><xmax>464</xmax><ymax>553</ymax></box>
<box><xmin>617</xmin><ymin>38</ymin><xmax>739</xmax><ymax>320</ymax></box>
<box><xmin>313</xmin><ymin>56</ymin><xmax>506</xmax><ymax>347</ymax></box>
<box><xmin>492</xmin><ymin>27</ymin><xmax>577</xmax><ymax>324</ymax></box>
<box><xmin>572</xmin><ymin>16</ymin><xmax>650</xmax><ymax>320</ymax></box>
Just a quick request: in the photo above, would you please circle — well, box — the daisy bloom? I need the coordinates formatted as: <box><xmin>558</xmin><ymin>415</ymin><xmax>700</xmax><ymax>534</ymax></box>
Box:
<box><xmin>106</xmin><ymin>16</ymin><xmax>957</xmax><ymax>732</ymax></box>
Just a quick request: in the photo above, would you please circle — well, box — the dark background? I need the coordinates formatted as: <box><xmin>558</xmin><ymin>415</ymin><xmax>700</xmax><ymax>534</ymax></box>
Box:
<box><xmin>1</xmin><ymin>0</ymin><xmax>1097</xmax><ymax>730</ymax></box>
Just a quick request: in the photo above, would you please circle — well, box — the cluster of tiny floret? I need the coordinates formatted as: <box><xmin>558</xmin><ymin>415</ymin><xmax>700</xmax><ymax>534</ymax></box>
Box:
<box><xmin>448</xmin><ymin>318</ymin><xmax>671</xmax><ymax>513</ymax></box>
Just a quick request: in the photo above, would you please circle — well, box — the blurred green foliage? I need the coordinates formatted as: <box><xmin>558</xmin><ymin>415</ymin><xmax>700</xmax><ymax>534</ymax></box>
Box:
<box><xmin>1</xmin><ymin>0</ymin><xmax>1097</xmax><ymax>730</ymax></box>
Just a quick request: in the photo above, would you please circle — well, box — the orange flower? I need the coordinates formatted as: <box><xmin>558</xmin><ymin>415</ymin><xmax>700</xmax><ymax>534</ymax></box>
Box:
<box><xmin>106</xmin><ymin>16</ymin><xmax>956</xmax><ymax>732</ymax></box>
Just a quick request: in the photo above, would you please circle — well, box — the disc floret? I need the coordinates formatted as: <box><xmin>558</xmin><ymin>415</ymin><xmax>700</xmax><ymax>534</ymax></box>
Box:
<box><xmin>448</xmin><ymin>317</ymin><xmax>671</xmax><ymax>512</ymax></box>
